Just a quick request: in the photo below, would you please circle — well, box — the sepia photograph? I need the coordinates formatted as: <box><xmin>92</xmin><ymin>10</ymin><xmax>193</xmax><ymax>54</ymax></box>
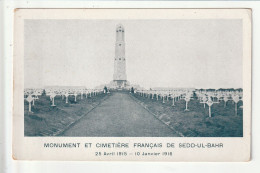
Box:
<box><xmin>13</xmin><ymin>9</ymin><xmax>251</xmax><ymax>161</ymax></box>
<box><xmin>24</xmin><ymin>19</ymin><xmax>243</xmax><ymax>137</ymax></box>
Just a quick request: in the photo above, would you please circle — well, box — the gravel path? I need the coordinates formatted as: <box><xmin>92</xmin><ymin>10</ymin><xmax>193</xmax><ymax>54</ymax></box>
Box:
<box><xmin>61</xmin><ymin>92</ymin><xmax>178</xmax><ymax>137</ymax></box>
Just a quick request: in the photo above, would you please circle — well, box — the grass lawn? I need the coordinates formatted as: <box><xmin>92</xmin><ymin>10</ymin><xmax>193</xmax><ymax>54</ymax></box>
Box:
<box><xmin>24</xmin><ymin>93</ymin><xmax>107</xmax><ymax>136</ymax></box>
<box><xmin>132</xmin><ymin>94</ymin><xmax>243</xmax><ymax>137</ymax></box>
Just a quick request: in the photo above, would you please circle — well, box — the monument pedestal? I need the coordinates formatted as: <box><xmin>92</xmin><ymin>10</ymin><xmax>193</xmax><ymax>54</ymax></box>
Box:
<box><xmin>109</xmin><ymin>80</ymin><xmax>130</xmax><ymax>90</ymax></box>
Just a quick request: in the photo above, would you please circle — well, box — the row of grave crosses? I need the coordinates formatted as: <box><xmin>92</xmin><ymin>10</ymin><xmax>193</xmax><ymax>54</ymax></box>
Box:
<box><xmin>196</xmin><ymin>90</ymin><xmax>243</xmax><ymax>116</ymax></box>
<box><xmin>135</xmin><ymin>89</ymin><xmax>195</xmax><ymax>111</ymax></box>
<box><xmin>45</xmin><ymin>88</ymin><xmax>103</xmax><ymax>104</ymax></box>
<box><xmin>24</xmin><ymin>88</ymin><xmax>103</xmax><ymax>113</ymax></box>
<box><xmin>135</xmin><ymin>89</ymin><xmax>243</xmax><ymax>118</ymax></box>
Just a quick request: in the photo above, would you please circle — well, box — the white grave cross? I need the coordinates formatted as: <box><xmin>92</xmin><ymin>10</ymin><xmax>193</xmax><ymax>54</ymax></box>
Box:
<box><xmin>50</xmin><ymin>93</ymin><xmax>57</xmax><ymax>107</ymax></box>
<box><xmin>206</xmin><ymin>97</ymin><xmax>219</xmax><ymax>117</ymax></box>
<box><xmin>171</xmin><ymin>94</ymin><xmax>175</xmax><ymax>106</ymax></box>
<box><xmin>184</xmin><ymin>95</ymin><xmax>191</xmax><ymax>111</ymax></box>
<box><xmin>74</xmin><ymin>93</ymin><xmax>78</xmax><ymax>102</ymax></box>
<box><xmin>64</xmin><ymin>93</ymin><xmax>69</xmax><ymax>104</ymax></box>
<box><xmin>26</xmin><ymin>95</ymin><xmax>34</xmax><ymax>113</ymax></box>
<box><xmin>232</xmin><ymin>95</ymin><xmax>240</xmax><ymax>116</ymax></box>
<box><xmin>223</xmin><ymin>96</ymin><xmax>229</xmax><ymax>108</ymax></box>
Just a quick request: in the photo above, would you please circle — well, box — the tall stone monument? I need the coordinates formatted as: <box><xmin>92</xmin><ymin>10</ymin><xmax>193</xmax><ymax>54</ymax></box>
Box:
<box><xmin>112</xmin><ymin>24</ymin><xmax>128</xmax><ymax>89</ymax></box>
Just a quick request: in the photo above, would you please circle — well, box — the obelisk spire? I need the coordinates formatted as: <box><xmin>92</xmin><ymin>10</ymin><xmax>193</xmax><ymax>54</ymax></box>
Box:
<box><xmin>113</xmin><ymin>24</ymin><xmax>127</xmax><ymax>85</ymax></box>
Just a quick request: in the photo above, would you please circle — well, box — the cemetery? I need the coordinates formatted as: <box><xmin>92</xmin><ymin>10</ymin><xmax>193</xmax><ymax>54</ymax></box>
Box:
<box><xmin>24</xmin><ymin>87</ymin><xmax>106</xmax><ymax>136</ymax></box>
<box><xmin>24</xmin><ymin>23</ymin><xmax>243</xmax><ymax>137</ymax></box>
<box><xmin>24</xmin><ymin>87</ymin><xmax>243</xmax><ymax>137</ymax></box>
<box><xmin>132</xmin><ymin>88</ymin><xmax>243</xmax><ymax>137</ymax></box>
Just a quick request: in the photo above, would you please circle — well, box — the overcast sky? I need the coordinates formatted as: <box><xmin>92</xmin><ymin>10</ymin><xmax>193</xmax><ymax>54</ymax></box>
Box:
<box><xmin>24</xmin><ymin>19</ymin><xmax>242</xmax><ymax>89</ymax></box>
